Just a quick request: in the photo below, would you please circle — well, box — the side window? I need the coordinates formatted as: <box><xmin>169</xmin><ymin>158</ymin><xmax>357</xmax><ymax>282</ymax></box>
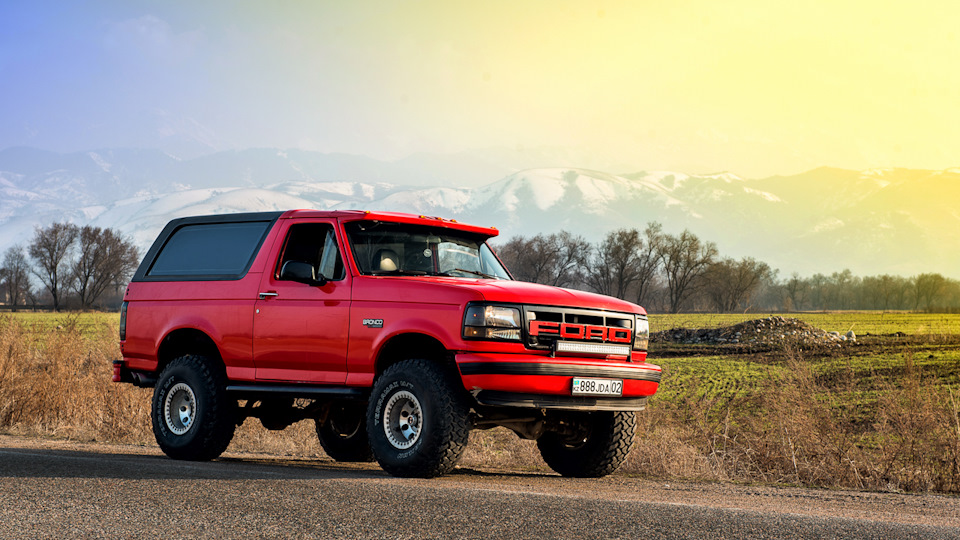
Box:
<box><xmin>277</xmin><ymin>223</ymin><xmax>345</xmax><ymax>281</ymax></box>
<box><xmin>147</xmin><ymin>221</ymin><xmax>271</xmax><ymax>278</ymax></box>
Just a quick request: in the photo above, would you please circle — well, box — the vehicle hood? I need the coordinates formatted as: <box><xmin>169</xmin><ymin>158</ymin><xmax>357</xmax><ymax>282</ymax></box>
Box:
<box><xmin>418</xmin><ymin>278</ymin><xmax>646</xmax><ymax>315</ymax></box>
<box><xmin>352</xmin><ymin>276</ymin><xmax>645</xmax><ymax>315</ymax></box>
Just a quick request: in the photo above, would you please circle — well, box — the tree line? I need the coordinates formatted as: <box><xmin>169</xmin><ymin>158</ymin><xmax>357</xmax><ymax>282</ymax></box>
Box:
<box><xmin>0</xmin><ymin>223</ymin><xmax>139</xmax><ymax>311</ymax></box>
<box><xmin>495</xmin><ymin>225</ymin><xmax>960</xmax><ymax>313</ymax></box>
<box><xmin>5</xmin><ymin>220</ymin><xmax>959</xmax><ymax>313</ymax></box>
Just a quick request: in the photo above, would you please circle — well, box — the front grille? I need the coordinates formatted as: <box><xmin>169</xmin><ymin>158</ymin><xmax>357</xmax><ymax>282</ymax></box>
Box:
<box><xmin>523</xmin><ymin>306</ymin><xmax>635</xmax><ymax>351</ymax></box>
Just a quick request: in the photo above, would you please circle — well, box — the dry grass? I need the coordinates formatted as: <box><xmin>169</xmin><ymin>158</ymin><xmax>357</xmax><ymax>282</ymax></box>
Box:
<box><xmin>0</xmin><ymin>314</ymin><xmax>547</xmax><ymax>467</ymax></box>
<box><xmin>0</xmin><ymin>315</ymin><xmax>323</xmax><ymax>456</ymax></box>
<box><xmin>625</xmin><ymin>350</ymin><xmax>960</xmax><ymax>493</ymax></box>
<box><xmin>0</xmin><ymin>314</ymin><xmax>152</xmax><ymax>444</ymax></box>
<box><xmin>650</xmin><ymin>312</ymin><xmax>960</xmax><ymax>336</ymax></box>
<box><xmin>2</xmin><ymin>313</ymin><xmax>959</xmax><ymax>492</ymax></box>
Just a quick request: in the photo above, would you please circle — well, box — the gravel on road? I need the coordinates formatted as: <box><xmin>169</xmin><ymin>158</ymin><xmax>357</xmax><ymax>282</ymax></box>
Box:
<box><xmin>1</xmin><ymin>435</ymin><xmax>958</xmax><ymax>539</ymax></box>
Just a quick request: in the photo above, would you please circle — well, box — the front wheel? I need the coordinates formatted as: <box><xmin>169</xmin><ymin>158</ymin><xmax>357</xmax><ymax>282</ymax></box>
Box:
<box><xmin>537</xmin><ymin>411</ymin><xmax>636</xmax><ymax>477</ymax></box>
<box><xmin>151</xmin><ymin>355</ymin><xmax>236</xmax><ymax>461</ymax></box>
<box><xmin>367</xmin><ymin>359</ymin><xmax>469</xmax><ymax>478</ymax></box>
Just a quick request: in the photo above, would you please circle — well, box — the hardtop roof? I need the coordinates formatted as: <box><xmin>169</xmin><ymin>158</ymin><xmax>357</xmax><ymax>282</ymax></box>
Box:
<box><xmin>279</xmin><ymin>209</ymin><xmax>500</xmax><ymax>237</ymax></box>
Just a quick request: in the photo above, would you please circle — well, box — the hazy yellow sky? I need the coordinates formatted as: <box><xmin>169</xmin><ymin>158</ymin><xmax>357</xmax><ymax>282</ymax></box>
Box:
<box><xmin>3</xmin><ymin>1</ymin><xmax>958</xmax><ymax>177</ymax></box>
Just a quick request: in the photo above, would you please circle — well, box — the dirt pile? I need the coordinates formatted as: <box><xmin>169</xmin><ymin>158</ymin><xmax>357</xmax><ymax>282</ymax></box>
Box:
<box><xmin>652</xmin><ymin>316</ymin><xmax>853</xmax><ymax>349</ymax></box>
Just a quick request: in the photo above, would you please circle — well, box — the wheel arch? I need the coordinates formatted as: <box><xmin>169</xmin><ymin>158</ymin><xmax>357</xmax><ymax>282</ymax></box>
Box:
<box><xmin>157</xmin><ymin>328</ymin><xmax>224</xmax><ymax>375</ymax></box>
<box><xmin>374</xmin><ymin>332</ymin><xmax>453</xmax><ymax>378</ymax></box>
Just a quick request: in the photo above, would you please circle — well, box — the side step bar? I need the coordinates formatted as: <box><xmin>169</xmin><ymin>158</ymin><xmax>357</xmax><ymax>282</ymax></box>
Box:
<box><xmin>226</xmin><ymin>384</ymin><xmax>367</xmax><ymax>400</ymax></box>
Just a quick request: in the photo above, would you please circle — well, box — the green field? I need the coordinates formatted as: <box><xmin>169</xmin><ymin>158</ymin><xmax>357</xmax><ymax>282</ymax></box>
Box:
<box><xmin>653</xmin><ymin>347</ymin><xmax>960</xmax><ymax>403</ymax></box>
<box><xmin>649</xmin><ymin>312</ymin><xmax>960</xmax><ymax>336</ymax></box>
<box><xmin>650</xmin><ymin>312</ymin><xmax>960</xmax><ymax>404</ymax></box>
<box><xmin>8</xmin><ymin>310</ymin><xmax>960</xmax><ymax>336</ymax></box>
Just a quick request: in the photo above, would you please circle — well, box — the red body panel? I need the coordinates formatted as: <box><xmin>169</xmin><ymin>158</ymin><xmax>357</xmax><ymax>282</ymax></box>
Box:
<box><xmin>118</xmin><ymin>210</ymin><xmax>660</xmax><ymax>410</ymax></box>
<box><xmin>121</xmin><ymin>277</ymin><xmax>262</xmax><ymax>378</ymax></box>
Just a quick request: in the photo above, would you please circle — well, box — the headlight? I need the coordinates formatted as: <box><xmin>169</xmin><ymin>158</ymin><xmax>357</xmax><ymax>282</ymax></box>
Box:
<box><xmin>634</xmin><ymin>315</ymin><xmax>649</xmax><ymax>351</ymax></box>
<box><xmin>463</xmin><ymin>304</ymin><xmax>522</xmax><ymax>341</ymax></box>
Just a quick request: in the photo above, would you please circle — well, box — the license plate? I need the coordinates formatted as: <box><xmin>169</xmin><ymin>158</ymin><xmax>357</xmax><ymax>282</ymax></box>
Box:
<box><xmin>571</xmin><ymin>377</ymin><xmax>623</xmax><ymax>397</ymax></box>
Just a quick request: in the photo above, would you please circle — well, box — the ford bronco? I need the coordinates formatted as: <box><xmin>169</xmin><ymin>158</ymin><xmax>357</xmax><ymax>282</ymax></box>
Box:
<box><xmin>113</xmin><ymin>210</ymin><xmax>660</xmax><ymax>478</ymax></box>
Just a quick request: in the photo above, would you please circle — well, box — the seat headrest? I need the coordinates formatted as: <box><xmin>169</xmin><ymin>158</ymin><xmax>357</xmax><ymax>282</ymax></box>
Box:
<box><xmin>375</xmin><ymin>249</ymin><xmax>399</xmax><ymax>272</ymax></box>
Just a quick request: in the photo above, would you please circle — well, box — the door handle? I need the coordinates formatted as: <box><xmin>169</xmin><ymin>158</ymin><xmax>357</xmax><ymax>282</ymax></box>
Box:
<box><xmin>258</xmin><ymin>291</ymin><xmax>279</xmax><ymax>299</ymax></box>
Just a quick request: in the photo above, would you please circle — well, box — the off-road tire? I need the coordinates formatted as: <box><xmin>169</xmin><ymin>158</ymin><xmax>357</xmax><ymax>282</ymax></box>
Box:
<box><xmin>315</xmin><ymin>402</ymin><xmax>375</xmax><ymax>462</ymax></box>
<box><xmin>366</xmin><ymin>359</ymin><xmax>469</xmax><ymax>478</ymax></box>
<box><xmin>537</xmin><ymin>411</ymin><xmax>636</xmax><ymax>478</ymax></box>
<box><xmin>152</xmin><ymin>354</ymin><xmax>236</xmax><ymax>461</ymax></box>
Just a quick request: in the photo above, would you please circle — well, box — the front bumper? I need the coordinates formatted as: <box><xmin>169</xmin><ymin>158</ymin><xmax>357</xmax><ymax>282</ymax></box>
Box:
<box><xmin>456</xmin><ymin>352</ymin><xmax>660</xmax><ymax>411</ymax></box>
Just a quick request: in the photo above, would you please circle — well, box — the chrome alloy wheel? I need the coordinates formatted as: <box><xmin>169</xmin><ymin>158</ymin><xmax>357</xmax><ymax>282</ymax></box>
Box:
<box><xmin>382</xmin><ymin>390</ymin><xmax>423</xmax><ymax>450</ymax></box>
<box><xmin>164</xmin><ymin>382</ymin><xmax>197</xmax><ymax>436</ymax></box>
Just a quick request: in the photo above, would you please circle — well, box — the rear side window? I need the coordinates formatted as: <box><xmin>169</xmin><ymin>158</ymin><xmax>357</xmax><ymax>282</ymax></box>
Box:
<box><xmin>147</xmin><ymin>221</ymin><xmax>271</xmax><ymax>278</ymax></box>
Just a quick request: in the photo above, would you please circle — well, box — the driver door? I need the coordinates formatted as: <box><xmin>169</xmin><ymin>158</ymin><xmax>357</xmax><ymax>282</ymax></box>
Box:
<box><xmin>253</xmin><ymin>220</ymin><xmax>351</xmax><ymax>383</ymax></box>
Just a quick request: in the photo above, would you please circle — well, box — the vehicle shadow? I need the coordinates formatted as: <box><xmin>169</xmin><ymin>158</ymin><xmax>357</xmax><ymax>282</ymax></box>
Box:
<box><xmin>0</xmin><ymin>445</ymin><xmax>557</xmax><ymax>482</ymax></box>
<box><xmin>0</xmin><ymin>446</ymin><xmax>384</xmax><ymax>481</ymax></box>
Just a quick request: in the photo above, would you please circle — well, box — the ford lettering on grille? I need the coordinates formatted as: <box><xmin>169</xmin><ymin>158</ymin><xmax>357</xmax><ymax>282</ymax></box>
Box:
<box><xmin>529</xmin><ymin>321</ymin><xmax>632</xmax><ymax>343</ymax></box>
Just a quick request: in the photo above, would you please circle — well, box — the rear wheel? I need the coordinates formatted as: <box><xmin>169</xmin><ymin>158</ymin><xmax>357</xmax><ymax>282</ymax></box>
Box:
<box><xmin>367</xmin><ymin>359</ymin><xmax>469</xmax><ymax>478</ymax></box>
<box><xmin>315</xmin><ymin>402</ymin><xmax>374</xmax><ymax>462</ymax></box>
<box><xmin>152</xmin><ymin>355</ymin><xmax>236</xmax><ymax>461</ymax></box>
<box><xmin>537</xmin><ymin>411</ymin><xmax>636</xmax><ymax>477</ymax></box>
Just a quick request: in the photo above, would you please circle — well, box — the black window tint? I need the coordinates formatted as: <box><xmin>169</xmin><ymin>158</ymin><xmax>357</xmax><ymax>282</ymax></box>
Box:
<box><xmin>148</xmin><ymin>221</ymin><xmax>270</xmax><ymax>277</ymax></box>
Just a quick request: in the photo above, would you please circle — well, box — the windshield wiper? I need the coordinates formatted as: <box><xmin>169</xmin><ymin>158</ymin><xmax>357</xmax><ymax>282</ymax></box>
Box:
<box><xmin>368</xmin><ymin>270</ymin><xmax>428</xmax><ymax>276</ymax></box>
<box><xmin>453</xmin><ymin>268</ymin><xmax>500</xmax><ymax>279</ymax></box>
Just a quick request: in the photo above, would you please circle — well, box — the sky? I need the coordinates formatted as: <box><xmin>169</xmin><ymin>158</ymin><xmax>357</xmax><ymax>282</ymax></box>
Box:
<box><xmin>1</xmin><ymin>0</ymin><xmax>958</xmax><ymax>178</ymax></box>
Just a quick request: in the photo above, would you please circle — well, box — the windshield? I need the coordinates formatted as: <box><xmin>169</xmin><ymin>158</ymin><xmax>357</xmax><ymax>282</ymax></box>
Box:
<box><xmin>344</xmin><ymin>220</ymin><xmax>511</xmax><ymax>279</ymax></box>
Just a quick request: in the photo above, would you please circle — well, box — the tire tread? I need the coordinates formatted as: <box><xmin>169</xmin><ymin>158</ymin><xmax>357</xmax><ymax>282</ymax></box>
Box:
<box><xmin>367</xmin><ymin>359</ymin><xmax>469</xmax><ymax>478</ymax></box>
<box><xmin>152</xmin><ymin>354</ymin><xmax>236</xmax><ymax>461</ymax></box>
<box><xmin>538</xmin><ymin>411</ymin><xmax>636</xmax><ymax>478</ymax></box>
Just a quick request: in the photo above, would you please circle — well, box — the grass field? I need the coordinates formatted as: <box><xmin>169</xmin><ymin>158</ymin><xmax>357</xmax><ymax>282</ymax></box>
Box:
<box><xmin>1</xmin><ymin>311</ymin><xmax>959</xmax><ymax>492</ymax></box>
<box><xmin>650</xmin><ymin>312</ymin><xmax>960</xmax><ymax>336</ymax></box>
<box><xmin>0</xmin><ymin>312</ymin><xmax>119</xmax><ymax>335</ymax></box>
<box><xmin>9</xmin><ymin>310</ymin><xmax>960</xmax><ymax>336</ymax></box>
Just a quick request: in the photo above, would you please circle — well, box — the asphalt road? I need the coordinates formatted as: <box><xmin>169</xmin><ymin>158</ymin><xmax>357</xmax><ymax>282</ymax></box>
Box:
<box><xmin>1</xmin><ymin>436</ymin><xmax>958</xmax><ymax>539</ymax></box>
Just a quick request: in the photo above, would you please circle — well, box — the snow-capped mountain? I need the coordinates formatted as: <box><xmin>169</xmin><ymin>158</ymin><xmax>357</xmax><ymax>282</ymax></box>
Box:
<box><xmin>1</xmin><ymin>147</ymin><xmax>958</xmax><ymax>279</ymax></box>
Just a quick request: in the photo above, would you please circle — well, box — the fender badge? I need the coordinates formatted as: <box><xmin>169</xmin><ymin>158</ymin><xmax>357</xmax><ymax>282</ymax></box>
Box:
<box><xmin>362</xmin><ymin>318</ymin><xmax>384</xmax><ymax>328</ymax></box>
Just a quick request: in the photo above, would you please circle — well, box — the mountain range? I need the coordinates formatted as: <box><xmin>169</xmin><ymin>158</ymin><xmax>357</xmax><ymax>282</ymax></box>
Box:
<box><xmin>1</xmin><ymin>146</ymin><xmax>957</xmax><ymax>279</ymax></box>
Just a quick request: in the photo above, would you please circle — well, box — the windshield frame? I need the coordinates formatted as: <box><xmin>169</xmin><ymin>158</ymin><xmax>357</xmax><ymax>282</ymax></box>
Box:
<box><xmin>343</xmin><ymin>220</ymin><xmax>512</xmax><ymax>280</ymax></box>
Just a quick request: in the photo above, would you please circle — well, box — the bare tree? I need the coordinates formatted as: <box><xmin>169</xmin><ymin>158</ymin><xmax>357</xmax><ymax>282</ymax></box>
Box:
<box><xmin>806</xmin><ymin>273</ymin><xmax>829</xmax><ymax>310</ymax></box>
<box><xmin>890</xmin><ymin>275</ymin><xmax>912</xmax><ymax>310</ymax></box>
<box><xmin>1</xmin><ymin>245</ymin><xmax>32</xmax><ymax>311</ymax></box>
<box><xmin>586</xmin><ymin>229</ymin><xmax>643</xmax><ymax>300</ymax></box>
<box><xmin>547</xmin><ymin>232</ymin><xmax>591</xmax><ymax>288</ymax></box>
<box><xmin>71</xmin><ymin>226</ymin><xmax>140</xmax><ymax>309</ymax></box>
<box><xmin>632</xmin><ymin>223</ymin><xmax>663</xmax><ymax>307</ymax></box>
<box><xmin>505</xmin><ymin>235</ymin><xmax>554</xmax><ymax>284</ymax></box>
<box><xmin>828</xmin><ymin>269</ymin><xmax>857</xmax><ymax>310</ymax></box>
<box><xmin>861</xmin><ymin>274</ymin><xmax>909</xmax><ymax>311</ymax></box>
<box><xmin>493</xmin><ymin>235</ymin><xmax>527</xmax><ymax>278</ymax></box>
<box><xmin>496</xmin><ymin>232</ymin><xmax>589</xmax><ymax>288</ymax></box>
<box><xmin>702</xmin><ymin>257</ymin><xmax>774</xmax><ymax>312</ymax></box>
<box><xmin>781</xmin><ymin>272</ymin><xmax>810</xmax><ymax>311</ymax></box>
<box><xmin>913</xmin><ymin>273</ymin><xmax>947</xmax><ymax>310</ymax></box>
<box><xmin>658</xmin><ymin>230</ymin><xmax>718</xmax><ymax>313</ymax></box>
<box><xmin>28</xmin><ymin>223</ymin><xmax>79</xmax><ymax>311</ymax></box>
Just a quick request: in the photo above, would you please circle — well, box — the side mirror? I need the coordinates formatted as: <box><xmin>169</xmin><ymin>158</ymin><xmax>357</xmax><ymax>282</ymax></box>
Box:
<box><xmin>280</xmin><ymin>261</ymin><xmax>327</xmax><ymax>286</ymax></box>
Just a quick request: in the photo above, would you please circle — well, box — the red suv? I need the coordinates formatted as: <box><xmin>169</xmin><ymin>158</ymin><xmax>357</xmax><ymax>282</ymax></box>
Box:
<box><xmin>114</xmin><ymin>210</ymin><xmax>660</xmax><ymax>477</ymax></box>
